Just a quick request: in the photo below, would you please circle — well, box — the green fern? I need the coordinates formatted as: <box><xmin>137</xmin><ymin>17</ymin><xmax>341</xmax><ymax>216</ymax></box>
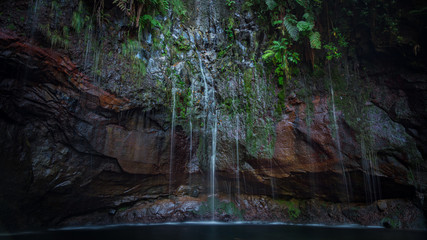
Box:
<box><xmin>297</xmin><ymin>12</ymin><xmax>315</xmax><ymax>32</ymax></box>
<box><xmin>309</xmin><ymin>31</ymin><xmax>321</xmax><ymax>49</ymax></box>
<box><xmin>262</xmin><ymin>49</ymin><xmax>275</xmax><ymax>61</ymax></box>
<box><xmin>113</xmin><ymin>0</ymin><xmax>129</xmax><ymax>13</ymax></box>
<box><xmin>71</xmin><ymin>1</ymin><xmax>86</xmax><ymax>33</ymax></box>
<box><xmin>170</xmin><ymin>0</ymin><xmax>187</xmax><ymax>17</ymax></box>
<box><xmin>283</xmin><ymin>14</ymin><xmax>299</xmax><ymax>41</ymax></box>
<box><xmin>295</xmin><ymin>0</ymin><xmax>309</xmax><ymax>8</ymax></box>
<box><xmin>141</xmin><ymin>14</ymin><xmax>162</xmax><ymax>29</ymax></box>
<box><xmin>296</xmin><ymin>20</ymin><xmax>313</xmax><ymax>32</ymax></box>
<box><xmin>265</xmin><ymin>0</ymin><xmax>278</xmax><ymax>10</ymax></box>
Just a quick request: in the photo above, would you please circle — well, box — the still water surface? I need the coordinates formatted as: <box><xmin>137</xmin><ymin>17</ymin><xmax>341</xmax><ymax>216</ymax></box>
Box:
<box><xmin>1</xmin><ymin>222</ymin><xmax>426</xmax><ymax>240</ymax></box>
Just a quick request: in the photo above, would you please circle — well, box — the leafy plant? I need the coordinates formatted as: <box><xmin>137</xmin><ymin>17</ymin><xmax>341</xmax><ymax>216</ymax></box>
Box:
<box><xmin>226</xmin><ymin>0</ymin><xmax>236</xmax><ymax>10</ymax></box>
<box><xmin>72</xmin><ymin>1</ymin><xmax>87</xmax><ymax>33</ymax></box>
<box><xmin>113</xmin><ymin>0</ymin><xmax>184</xmax><ymax>29</ymax></box>
<box><xmin>324</xmin><ymin>28</ymin><xmax>348</xmax><ymax>60</ymax></box>
<box><xmin>281</xmin><ymin>14</ymin><xmax>299</xmax><ymax>41</ymax></box>
<box><xmin>262</xmin><ymin>38</ymin><xmax>299</xmax><ymax>85</ymax></box>
<box><xmin>38</xmin><ymin>24</ymin><xmax>70</xmax><ymax>49</ymax></box>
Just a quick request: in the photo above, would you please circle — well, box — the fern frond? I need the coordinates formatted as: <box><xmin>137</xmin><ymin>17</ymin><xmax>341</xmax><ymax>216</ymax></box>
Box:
<box><xmin>262</xmin><ymin>50</ymin><xmax>275</xmax><ymax>61</ymax></box>
<box><xmin>283</xmin><ymin>14</ymin><xmax>299</xmax><ymax>41</ymax></box>
<box><xmin>302</xmin><ymin>12</ymin><xmax>314</xmax><ymax>22</ymax></box>
<box><xmin>309</xmin><ymin>31</ymin><xmax>321</xmax><ymax>49</ymax></box>
<box><xmin>295</xmin><ymin>0</ymin><xmax>309</xmax><ymax>8</ymax></box>
<box><xmin>297</xmin><ymin>20</ymin><xmax>314</xmax><ymax>32</ymax></box>
<box><xmin>113</xmin><ymin>0</ymin><xmax>130</xmax><ymax>13</ymax></box>
<box><xmin>265</xmin><ymin>0</ymin><xmax>277</xmax><ymax>10</ymax></box>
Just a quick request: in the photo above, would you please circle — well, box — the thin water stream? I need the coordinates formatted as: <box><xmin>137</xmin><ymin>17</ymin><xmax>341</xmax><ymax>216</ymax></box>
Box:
<box><xmin>169</xmin><ymin>75</ymin><xmax>177</xmax><ymax>196</ymax></box>
<box><xmin>329</xmin><ymin>63</ymin><xmax>350</xmax><ymax>203</ymax></box>
<box><xmin>196</xmin><ymin>50</ymin><xmax>217</xmax><ymax>220</ymax></box>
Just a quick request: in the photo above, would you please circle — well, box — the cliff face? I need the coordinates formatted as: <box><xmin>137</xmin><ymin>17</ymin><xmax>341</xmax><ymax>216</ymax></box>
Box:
<box><xmin>0</xmin><ymin>0</ymin><xmax>426</xmax><ymax>230</ymax></box>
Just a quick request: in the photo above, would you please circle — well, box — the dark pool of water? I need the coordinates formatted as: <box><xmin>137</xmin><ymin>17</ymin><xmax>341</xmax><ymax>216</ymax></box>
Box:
<box><xmin>1</xmin><ymin>223</ymin><xmax>426</xmax><ymax>240</ymax></box>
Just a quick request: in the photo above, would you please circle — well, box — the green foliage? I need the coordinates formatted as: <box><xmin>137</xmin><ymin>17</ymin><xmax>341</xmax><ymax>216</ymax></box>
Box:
<box><xmin>309</xmin><ymin>31</ymin><xmax>321</xmax><ymax>49</ymax></box>
<box><xmin>6</xmin><ymin>24</ymin><xmax>16</xmax><ymax>31</ymax></box>
<box><xmin>265</xmin><ymin>0</ymin><xmax>278</xmax><ymax>10</ymax></box>
<box><xmin>285</xmin><ymin>200</ymin><xmax>301</xmax><ymax>220</ymax></box>
<box><xmin>120</xmin><ymin>39</ymin><xmax>147</xmax><ymax>85</ymax></box>
<box><xmin>170</xmin><ymin>0</ymin><xmax>187</xmax><ymax>17</ymax></box>
<box><xmin>381</xmin><ymin>217</ymin><xmax>402</xmax><ymax>229</ymax></box>
<box><xmin>140</xmin><ymin>14</ymin><xmax>162</xmax><ymax>29</ymax></box>
<box><xmin>282</xmin><ymin>14</ymin><xmax>299</xmax><ymax>41</ymax></box>
<box><xmin>113</xmin><ymin>0</ymin><xmax>186</xmax><ymax>29</ymax></box>
<box><xmin>225</xmin><ymin>17</ymin><xmax>235</xmax><ymax>40</ymax></box>
<box><xmin>38</xmin><ymin>24</ymin><xmax>70</xmax><ymax>49</ymax></box>
<box><xmin>218</xmin><ymin>43</ymin><xmax>233</xmax><ymax>58</ymax></box>
<box><xmin>174</xmin><ymin>35</ymin><xmax>191</xmax><ymax>51</ymax></box>
<box><xmin>226</xmin><ymin>0</ymin><xmax>236</xmax><ymax>10</ymax></box>
<box><xmin>276</xmin><ymin>199</ymin><xmax>301</xmax><ymax>220</ymax></box>
<box><xmin>172</xmin><ymin>73</ymin><xmax>192</xmax><ymax>119</ymax></box>
<box><xmin>324</xmin><ymin>28</ymin><xmax>348</xmax><ymax>60</ymax></box>
<box><xmin>72</xmin><ymin>1</ymin><xmax>87</xmax><ymax>33</ymax></box>
<box><xmin>262</xmin><ymin>38</ymin><xmax>299</xmax><ymax>85</ymax></box>
<box><xmin>324</xmin><ymin>43</ymin><xmax>341</xmax><ymax>61</ymax></box>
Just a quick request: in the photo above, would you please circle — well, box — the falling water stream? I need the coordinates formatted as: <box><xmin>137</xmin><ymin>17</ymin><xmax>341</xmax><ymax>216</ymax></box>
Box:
<box><xmin>197</xmin><ymin>50</ymin><xmax>217</xmax><ymax>220</ymax></box>
<box><xmin>329</xmin><ymin>63</ymin><xmax>351</xmax><ymax>203</ymax></box>
<box><xmin>169</xmin><ymin>75</ymin><xmax>177</xmax><ymax>196</ymax></box>
<box><xmin>235</xmin><ymin>115</ymin><xmax>240</xmax><ymax>203</ymax></box>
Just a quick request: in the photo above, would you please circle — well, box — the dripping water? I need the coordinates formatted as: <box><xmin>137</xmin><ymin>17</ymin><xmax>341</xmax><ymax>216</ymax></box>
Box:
<box><xmin>361</xmin><ymin>108</ymin><xmax>382</xmax><ymax>203</ymax></box>
<box><xmin>188</xmin><ymin>76</ymin><xmax>194</xmax><ymax>186</ymax></box>
<box><xmin>169</xmin><ymin>75</ymin><xmax>177</xmax><ymax>197</ymax></box>
<box><xmin>270</xmin><ymin>159</ymin><xmax>276</xmax><ymax>200</ymax></box>
<box><xmin>196</xmin><ymin>49</ymin><xmax>217</xmax><ymax>220</ymax></box>
<box><xmin>29</xmin><ymin>0</ymin><xmax>42</xmax><ymax>41</ymax></box>
<box><xmin>22</xmin><ymin>0</ymin><xmax>43</xmax><ymax>83</ymax></box>
<box><xmin>235</xmin><ymin>114</ymin><xmax>240</xmax><ymax>204</ymax></box>
<box><xmin>211</xmin><ymin>110</ymin><xmax>218</xmax><ymax>220</ymax></box>
<box><xmin>329</xmin><ymin>63</ymin><xmax>351</xmax><ymax>203</ymax></box>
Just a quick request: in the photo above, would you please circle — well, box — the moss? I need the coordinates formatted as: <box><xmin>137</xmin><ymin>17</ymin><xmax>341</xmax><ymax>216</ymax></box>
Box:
<box><xmin>195</xmin><ymin>197</ymin><xmax>244</xmax><ymax>219</ymax></box>
<box><xmin>174</xmin><ymin>35</ymin><xmax>191</xmax><ymax>52</ymax></box>
<box><xmin>6</xmin><ymin>24</ymin><xmax>16</xmax><ymax>31</ymax></box>
<box><xmin>276</xmin><ymin>199</ymin><xmax>301</xmax><ymax>220</ymax></box>
<box><xmin>381</xmin><ymin>217</ymin><xmax>402</xmax><ymax>229</ymax></box>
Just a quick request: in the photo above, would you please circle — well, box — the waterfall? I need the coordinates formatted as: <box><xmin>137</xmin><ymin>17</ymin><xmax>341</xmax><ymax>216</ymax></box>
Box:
<box><xmin>211</xmin><ymin>110</ymin><xmax>218</xmax><ymax>220</ymax></box>
<box><xmin>196</xmin><ymin>50</ymin><xmax>217</xmax><ymax>220</ymax></box>
<box><xmin>29</xmin><ymin>0</ymin><xmax>42</xmax><ymax>40</ymax></box>
<box><xmin>169</xmin><ymin>75</ymin><xmax>177</xmax><ymax>197</ymax></box>
<box><xmin>188</xmin><ymin>76</ymin><xmax>194</xmax><ymax>185</ymax></box>
<box><xmin>361</xmin><ymin>115</ymin><xmax>381</xmax><ymax>203</ymax></box>
<box><xmin>330</xmin><ymin>83</ymin><xmax>351</xmax><ymax>203</ymax></box>
<box><xmin>270</xmin><ymin>159</ymin><xmax>276</xmax><ymax>200</ymax></box>
<box><xmin>235</xmin><ymin>115</ymin><xmax>240</xmax><ymax>204</ymax></box>
<box><xmin>328</xmin><ymin>62</ymin><xmax>351</xmax><ymax>203</ymax></box>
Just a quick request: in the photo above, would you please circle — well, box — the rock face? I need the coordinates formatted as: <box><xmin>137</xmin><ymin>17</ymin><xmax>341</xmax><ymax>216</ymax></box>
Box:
<box><xmin>0</xmin><ymin>0</ymin><xmax>426</xmax><ymax>231</ymax></box>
